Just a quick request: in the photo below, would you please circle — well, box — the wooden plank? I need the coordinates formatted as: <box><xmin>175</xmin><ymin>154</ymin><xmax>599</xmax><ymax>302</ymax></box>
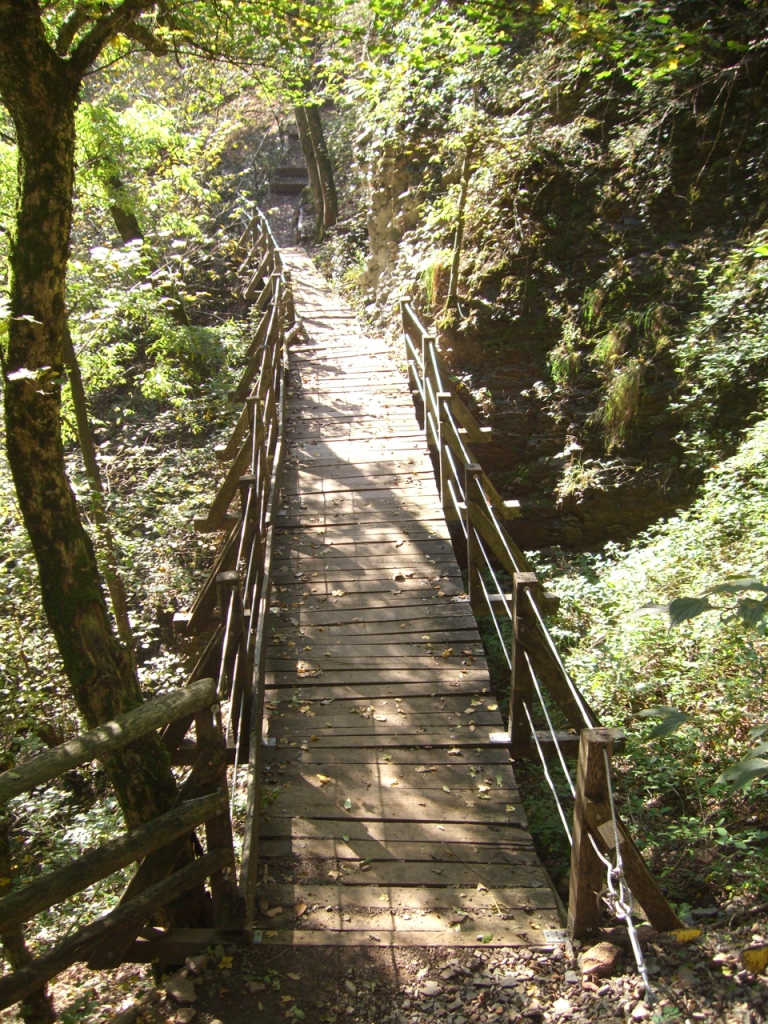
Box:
<box><xmin>267</xmin><ymin>624</ymin><xmax>481</xmax><ymax>641</ymax></box>
<box><xmin>253</xmin><ymin>928</ymin><xmax>556</xmax><ymax>948</ymax></box>
<box><xmin>125</xmin><ymin>927</ymin><xmax>248</xmax><ymax>964</ymax></box>
<box><xmin>269</xmin><ymin>747</ymin><xmax>511</xmax><ymax>765</ymax></box>
<box><xmin>258</xmin><ymin>816</ymin><xmax>525</xmax><ymax>843</ymax></box>
<box><xmin>258</xmin><ymin>837</ymin><xmax>534</xmax><ymax>862</ymax></box>
<box><xmin>253</xmin><ymin>883</ymin><xmax>553</xmax><ymax>909</ymax></box>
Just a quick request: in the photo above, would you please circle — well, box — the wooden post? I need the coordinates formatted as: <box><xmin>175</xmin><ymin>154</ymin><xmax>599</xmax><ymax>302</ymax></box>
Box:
<box><xmin>436</xmin><ymin>392</ymin><xmax>457</xmax><ymax>520</ymax></box>
<box><xmin>195</xmin><ymin>704</ymin><xmax>242</xmax><ymax>929</ymax></box>
<box><xmin>568</xmin><ymin>727</ymin><xmax>624</xmax><ymax>939</ymax></box>
<box><xmin>465</xmin><ymin>464</ymin><xmax>487</xmax><ymax>616</ymax></box>
<box><xmin>283</xmin><ymin>270</ymin><xmax>296</xmax><ymax>327</ymax></box>
<box><xmin>509</xmin><ymin>572</ymin><xmax>537</xmax><ymax>750</ymax></box>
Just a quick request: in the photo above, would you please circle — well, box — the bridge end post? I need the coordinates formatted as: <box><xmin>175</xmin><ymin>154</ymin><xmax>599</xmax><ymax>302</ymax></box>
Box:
<box><xmin>509</xmin><ymin>571</ymin><xmax>537</xmax><ymax>751</ymax></box>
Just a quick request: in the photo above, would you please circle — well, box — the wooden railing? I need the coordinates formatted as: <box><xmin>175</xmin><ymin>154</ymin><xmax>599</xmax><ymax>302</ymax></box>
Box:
<box><xmin>401</xmin><ymin>300</ymin><xmax>681</xmax><ymax>940</ymax></box>
<box><xmin>173</xmin><ymin>208</ymin><xmax>292</xmax><ymax>927</ymax></box>
<box><xmin>0</xmin><ymin>210</ymin><xmax>291</xmax><ymax>1010</ymax></box>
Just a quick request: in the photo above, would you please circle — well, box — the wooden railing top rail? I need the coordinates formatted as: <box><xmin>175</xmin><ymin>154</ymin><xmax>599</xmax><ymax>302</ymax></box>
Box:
<box><xmin>400</xmin><ymin>300</ymin><xmax>681</xmax><ymax>945</ymax></box>
<box><xmin>0</xmin><ymin>678</ymin><xmax>216</xmax><ymax>805</ymax></box>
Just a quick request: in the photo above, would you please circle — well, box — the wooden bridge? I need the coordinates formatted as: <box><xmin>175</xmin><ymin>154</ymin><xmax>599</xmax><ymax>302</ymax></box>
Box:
<box><xmin>0</xmin><ymin>212</ymin><xmax>681</xmax><ymax>1009</ymax></box>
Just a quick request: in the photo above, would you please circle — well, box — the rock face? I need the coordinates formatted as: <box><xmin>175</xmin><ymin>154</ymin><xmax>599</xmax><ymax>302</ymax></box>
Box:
<box><xmin>350</xmin><ymin>134</ymin><xmax>694</xmax><ymax>550</ymax></box>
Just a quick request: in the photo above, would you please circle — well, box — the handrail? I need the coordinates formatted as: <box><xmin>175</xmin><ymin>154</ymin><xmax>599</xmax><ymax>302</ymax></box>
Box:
<box><xmin>0</xmin><ymin>211</ymin><xmax>291</xmax><ymax>1010</ymax></box>
<box><xmin>401</xmin><ymin>300</ymin><xmax>681</xmax><ymax>942</ymax></box>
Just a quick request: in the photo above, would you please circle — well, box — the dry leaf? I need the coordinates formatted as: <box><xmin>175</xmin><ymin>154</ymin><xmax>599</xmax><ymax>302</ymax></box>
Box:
<box><xmin>286</xmin><ymin>971</ymin><xmax>301</xmax><ymax>980</ymax></box>
<box><xmin>487</xmin><ymin>704</ymin><xmax>498</xmax><ymax>711</ymax></box>
<box><xmin>671</xmin><ymin>927</ymin><xmax>702</xmax><ymax>944</ymax></box>
<box><xmin>293</xmin><ymin>905</ymin><xmax>307</xmax><ymax>919</ymax></box>
<box><xmin>742</xmin><ymin>946</ymin><xmax>768</xmax><ymax>974</ymax></box>
<box><xmin>395</xmin><ymin>539</ymin><xmax>405</xmax><ymax>547</ymax></box>
<box><xmin>266</xmin><ymin>906</ymin><xmax>283</xmax><ymax>918</ymax></box>
<box><xmin>296</xmin><ymin>660</ymin><xmax>319</xmax><ymax>678</ymax></box>
<box><xmin>442</xmin><ymin>648</ymin><xmax>454</xmax><ymax>658</ymax></box>
<box><xmin>332</xmin><ymin>589</ymin><xmax>346</xmax><ymax>597</ymax></box>
<box><xmin>442</xmin><ymin>786</ymin><xmax>451</xmax><ymax>793</ymax></box>
<box><xmin>316</xmin><ymin>774</ymin><xmax>332</xmax><ymax>785</ymax></box>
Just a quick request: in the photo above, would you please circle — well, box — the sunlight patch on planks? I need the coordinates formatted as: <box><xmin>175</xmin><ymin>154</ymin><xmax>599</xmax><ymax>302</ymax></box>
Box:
<box><xmin>254</xmin><ymin>246</ymin><xmax>558</xmax><ymax>948</ymax></box>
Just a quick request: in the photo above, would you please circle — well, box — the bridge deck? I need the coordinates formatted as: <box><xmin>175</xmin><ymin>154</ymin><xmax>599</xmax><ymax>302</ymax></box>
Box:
<box><xmin>254</xmin><ymin>249</ymin><xmax>559</xmax><ymax>947</ymax></box>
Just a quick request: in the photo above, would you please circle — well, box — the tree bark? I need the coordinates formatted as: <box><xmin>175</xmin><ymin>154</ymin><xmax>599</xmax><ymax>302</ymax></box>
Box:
<box><xmin>0</xmin><ymin>814</ymin><xmax>56</xmax><ymax>1024</ymax></box>
<box><xmin>61</xmin><ymin>327</ymin><xmax>135</xmax><ymax>655</ymax></box>
<box><xmin>0</xmin><ymin>1</ymin><xmax>177</xmax><ymax>830</ymax></box>
<box><xmin>304</xmin><ymin>104</ymin><xmax>338</xmax><ymax>228</ymax></box>
<box><xmin>108</xmin><ymin>174</ymin><xmax>143</xmax><ymax>244</ymax></box>
<box><xmin>294</xmin><ymin>105</ymin><xmax>324</xmax><ymax>242</ymax></box>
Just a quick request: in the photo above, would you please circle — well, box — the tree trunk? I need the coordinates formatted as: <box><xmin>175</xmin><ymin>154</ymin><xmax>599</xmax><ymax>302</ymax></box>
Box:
<box><xmin>108</xmin><ymin>174</ymin><xmax>143</xmax><ymax>244</ymax></box>
<box><xmin>61</xmin><ymin>327</ymin><xmax>135</xmax><ymax>656</ymax></box>
<box><xmin>0</xmin><ymin>815</ymin><xmax>55</xmax><ymax>1024</ymax></box>
<box><xmin>0</xmin><ymin>7</ymin><xmax>177</xmax><ymax>831</ymax></box>
<box><xmin>294</xmin><ymin>106</ymin><xmax>324</xmax><ymax>243</ymax></box>
<box><xmin>304</xmin><ymin>105</ymin><xmax>338</xmax><ymax>229</ymax></box>
<box><xmin>446</xmin><ymin>140</ymin><xmax>475</xmax><ymax>308</ymax></box>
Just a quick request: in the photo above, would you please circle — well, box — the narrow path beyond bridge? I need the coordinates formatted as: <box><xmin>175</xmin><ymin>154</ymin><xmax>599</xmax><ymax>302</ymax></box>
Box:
<box><xmin>253</xmin><ymin>247</ymin><xmax>560</xmax><ymax>948</ymax></box>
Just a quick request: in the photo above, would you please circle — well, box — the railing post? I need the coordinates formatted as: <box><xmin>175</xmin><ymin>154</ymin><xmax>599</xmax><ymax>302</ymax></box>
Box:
<box><xmin>283</xmin><ymin>270</ymin><xmax>296</xmax><ymax>326</ymax></box>
<box><xmin>465</xmin><ymin>464</ymin><xmax>487</xmax><ymax>615</ymax></box>
<box><xmin>568</xmin><ymin>727</ymin><xmax>624</xmax><ymax>939</ymax></box>
<box><xmin>195</xmin><ymin>703</ymin><xmax>243</xmax><ymax>929</ymax></box>
<box><xmin>421</xmin><ymin>333</ymin><xmax>429</xmax><ymax>441</ymax></box>
<box><xmin>437</xmin><ymin>392</ymin><xmax>457</xmax><ymax>520</ymax></box>
<box><xmin>509</xmin><ymin>571</ymin><xmax>537</xmax><ymax>750</ymax></box>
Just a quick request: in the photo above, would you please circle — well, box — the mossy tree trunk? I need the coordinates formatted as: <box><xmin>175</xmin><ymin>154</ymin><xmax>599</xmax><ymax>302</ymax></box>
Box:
<box><xmin>0</xmin><ymin>0</ymin><xmax>177</xmax><ymax>830</ymax></box>
<box><xmin>304</xmin><ymin>104</ymin><xmax>338</xmax><ymax>229</ymax></box>
<box><xmin>294</xmin><ymin>105</ymin><xmax>325</xmax><ymax>242</ymax></box>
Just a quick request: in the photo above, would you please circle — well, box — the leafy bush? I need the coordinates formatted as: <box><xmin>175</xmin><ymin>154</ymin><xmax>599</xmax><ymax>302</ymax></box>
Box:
<box><xmin>531</xmin><ymin>415</ymin><xmax>768</xmax><ymax>902</ymax></box>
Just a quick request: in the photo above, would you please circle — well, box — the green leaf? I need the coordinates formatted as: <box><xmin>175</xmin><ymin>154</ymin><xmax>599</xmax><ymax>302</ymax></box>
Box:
<box><xmin>706</xmin><ymin>578</ymin><xmax>768</xmax><ymax>596</ymax></box>
<box><xmin>343</xmin><ymin>798</ymin><xmax>352</xmax><ymax>810</ymax></box>
<box><xmin>736</xmin><ymin>597</ymin><xmax>768</xmax><ymax>628</ymax></box>
<box><xmin>638</xmin><ymin>707</ymin><xmax>694</xmax><ymax>738</ymax></box>
<box><xmin>717</xmin><ymin>758</ymin><xmax>768</xmax><ymax>790</ymax></box>
<box><xmin>668</xmin><ymin>596</ymin><xmax>712</xmax><ymax>627</ymax></box>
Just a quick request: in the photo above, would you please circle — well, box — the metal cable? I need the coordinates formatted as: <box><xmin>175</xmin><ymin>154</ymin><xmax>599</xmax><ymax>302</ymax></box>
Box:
<box><xmin>525</xmin><ymin>651</ymin><xmax>576</xmax><ymax>798</ymax></box>
<box><xmin>524</xmin><ymin>588</ymin><xmax>596</xmax><ymax>728</ymax></box>
<box><xmin>603</xmin><ymin>749</ymin><xmax>654</xmax><ymax>1003</ymax></box>
<box><xmin>447</xmin><ymin>479</ymin><xmax>468</xmax><ymax>539</ymax></box>
<box><xmin>474</xmin><ymin>532</ymin><xmax>513</xmax><ymax>621</ymax></box>
<box><xmin>476</xmin><ymin>570</ymin><xmax>512</xmax><ymax>670</ymax></box>
<box><xmin>521</xmin><ymin>701</ymin><xmax>573</xmax><ymax>845</ymax></box>
<box><xmin>443</xmin><ymin>443</ymin><xmax>465</xmax><ymax>503</ymax></box>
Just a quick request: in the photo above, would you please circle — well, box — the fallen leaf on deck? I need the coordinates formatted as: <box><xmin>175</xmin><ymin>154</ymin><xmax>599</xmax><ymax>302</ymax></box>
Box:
<box><xmin>741</xmin><ymin>947</ymin><xmax>768</xmax><ymax>974</ymax></box>
<box><xmin>293</xmin><ymin>905</ymin><xmax>307</xmax><ymax>920</ymax></box>
<box><xmin>671</xmin><ymin>927</ymin><xmax>702</xmax><ymax>944</ymax></box>
<box><xmin>442</xmin><ymin>648</ymin><xmax>454</xmax><ymax>658</ymax></box>
<box><xmin>316</xmin><ymin>774</ymin><xmax>332</xmax><ymax>785</ymax></box>
<box><xmin>442</xmin><ymin>785</ymin><xmax>451</xmax><ymax>792</ymax></box>
<box><xmin>266</xmin><ymin>906</ymin><xmax>283</xmax><ymax>918</ymax></box>
<box><xmin>487</xmin><ymin>704</ymin><xmax>498</xmax><ymax>711</ymax></box>
<box><xmin>343</xmin><ymin>798</ymin><xmax>352</xmax><ymax>809</ymax></box>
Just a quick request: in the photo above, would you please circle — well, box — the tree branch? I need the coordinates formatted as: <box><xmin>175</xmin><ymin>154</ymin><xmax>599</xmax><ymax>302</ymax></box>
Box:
<box><xmin>55</xmin><ymin>6</ymin><xmax>91</xmax><ymax>56</ymax></box>
<box><xmin>69</xmin><ymin>0</ymin><xmax>159</xmax><ymax>78</ymax></box>
<box><xmin>121</xmin><ymin>19</ymin><xmax>168</xmax><ymax>55</ymax></box>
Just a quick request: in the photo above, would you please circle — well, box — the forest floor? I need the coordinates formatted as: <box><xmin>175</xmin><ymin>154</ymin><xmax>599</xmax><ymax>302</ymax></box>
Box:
<box><xmin>89</xmin><ymin>898</ymin><xmax>766</xmax><ymax>1024</ymax></box>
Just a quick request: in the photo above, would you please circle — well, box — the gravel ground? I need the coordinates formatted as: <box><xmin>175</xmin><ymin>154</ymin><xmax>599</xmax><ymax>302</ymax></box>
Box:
<box><xmin>81</xmin><ymin>913</ymin><xmax>768</xmax><ymax>1024</ymax></box>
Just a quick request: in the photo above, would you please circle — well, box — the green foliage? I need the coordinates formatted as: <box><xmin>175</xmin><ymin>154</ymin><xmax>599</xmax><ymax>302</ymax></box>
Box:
<box><xmin>531</xmin><ymin>415</ymin><xmax>768</xmax><ymax>901</ymax></box>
